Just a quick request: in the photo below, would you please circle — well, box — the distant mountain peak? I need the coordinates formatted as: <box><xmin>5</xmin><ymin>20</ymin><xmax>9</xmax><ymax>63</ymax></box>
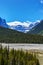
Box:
<box><xmin>0</xmin><ymin>17</ymin><xmax>9</xmax><ymax>28</ymax></box>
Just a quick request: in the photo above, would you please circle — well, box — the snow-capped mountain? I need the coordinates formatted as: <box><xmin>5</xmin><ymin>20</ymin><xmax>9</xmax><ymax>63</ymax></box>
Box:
<box><xmin>7</xmin><ymin>20</ymin><xmax>40</xmax><ymax>33</ymax></box>
<box><xmin>0</xmin><ymin>17</ymin><xmax>40</xmax><ymax>33</ymax></box>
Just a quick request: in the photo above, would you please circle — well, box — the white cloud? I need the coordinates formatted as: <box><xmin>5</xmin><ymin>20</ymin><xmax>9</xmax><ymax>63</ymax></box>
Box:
<box><xmin>40</xmin><ymin>0</ymin><xmax>43</xmax><ymax>4</ymax></box>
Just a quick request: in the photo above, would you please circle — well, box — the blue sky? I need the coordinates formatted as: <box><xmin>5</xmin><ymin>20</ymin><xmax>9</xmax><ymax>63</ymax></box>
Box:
<box><xmin>0</xmin><ymin>0</ymin><xmax>43</xmax><ymax>22</ymax></box>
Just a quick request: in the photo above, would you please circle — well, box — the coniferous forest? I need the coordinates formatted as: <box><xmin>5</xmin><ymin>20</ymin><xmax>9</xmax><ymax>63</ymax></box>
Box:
<box><xmin>0</xmin><ymin>45</ymin><xmax>40</xmax><ymax>65</ymax></box>
<box><xmin>0</xmin><ymin>27</ymin><xmax>43</xmax><ymax>43</ymax></box>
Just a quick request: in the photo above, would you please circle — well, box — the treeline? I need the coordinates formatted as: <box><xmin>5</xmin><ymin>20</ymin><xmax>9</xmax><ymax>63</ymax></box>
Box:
<box><xmin>0</xmin><ymin>45</ymin><xmax>40</xmax><ymax>65</ymax></box>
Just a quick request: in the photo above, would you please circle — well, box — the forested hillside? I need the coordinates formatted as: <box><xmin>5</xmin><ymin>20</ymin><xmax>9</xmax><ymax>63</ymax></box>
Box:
<box><xmin>0</xmin><ymin>26</ymin><xmax>43</xmax><ymax>43</ymax></box>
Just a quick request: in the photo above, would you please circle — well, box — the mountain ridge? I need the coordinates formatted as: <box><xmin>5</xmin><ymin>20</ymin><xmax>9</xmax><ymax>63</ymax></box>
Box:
<box><xmin>7</xmin><ymin>21</ymin><xmax>40</xmax><ymax>33</ymax></box>
<box><xmin>0</xmin><ymin>17</ymin><xmax>40</xmax><ymax>33</ymax></box>
<box><xmin>28</xmin><ymin>20</ymin><xmax>43</xmax><ymax>35</ymax></box>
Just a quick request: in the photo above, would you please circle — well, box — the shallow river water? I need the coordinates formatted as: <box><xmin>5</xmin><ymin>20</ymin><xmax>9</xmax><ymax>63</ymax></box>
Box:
<box><xmin>0</xmin><ymin>43</ymin><xmax>43</xmax><ymax>50</ymax></box>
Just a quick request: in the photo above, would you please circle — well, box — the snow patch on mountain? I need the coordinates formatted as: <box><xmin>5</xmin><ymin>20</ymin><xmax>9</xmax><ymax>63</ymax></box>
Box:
<box><xmin>7</xmin><ymin>20</ymin><xmax>40</xmax><ymax>33</ymax></box>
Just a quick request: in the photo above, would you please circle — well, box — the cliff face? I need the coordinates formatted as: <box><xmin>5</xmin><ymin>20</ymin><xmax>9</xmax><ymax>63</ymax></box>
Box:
<box><xmin>0</xmin><ymin>17</ymin><xmax>9</xmax><ymax>28</ymax></box>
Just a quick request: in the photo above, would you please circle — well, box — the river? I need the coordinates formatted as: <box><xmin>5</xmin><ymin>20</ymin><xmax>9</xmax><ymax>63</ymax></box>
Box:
<box><xmin>0</xmin><ymin>43</ymin><xmax>43</xmax><ymax>50</ymax></box>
